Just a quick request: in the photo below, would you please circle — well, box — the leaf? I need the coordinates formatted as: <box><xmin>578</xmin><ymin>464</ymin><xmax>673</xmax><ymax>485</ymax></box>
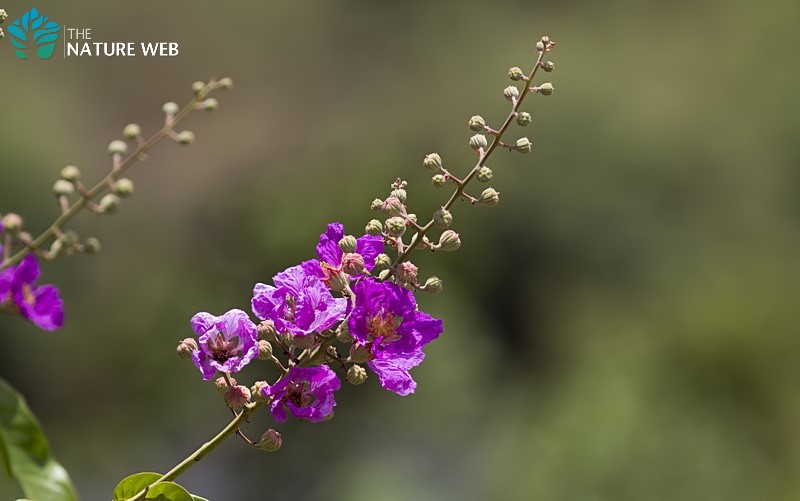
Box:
<box><xmin>0</xmin><ymin>377</ymin><xmax>78</xmax><ymax>501</ymax></box>
<box><xmin>190</xmin><ymin>496</ymin><xmax>209</xmax><ymax>501</ymax></box>
<box><xmin>113</xmin><ymin>472</ymin><xmax>161</xmax><ymax>500</ymax></box>
<box><xmin>7</xmin><ymin>8</ymin><xmax>61</xmax><ymax>59</ymax></box>
<box><xmin>144</xmin><ymin>482</ymin><xmax>193</xmax><ymax>501</ymax></box>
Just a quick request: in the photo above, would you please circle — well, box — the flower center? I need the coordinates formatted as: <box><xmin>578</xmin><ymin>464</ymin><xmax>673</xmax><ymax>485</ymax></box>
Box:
<box><xmin>286</xmin><ymin>380</ymin><xmax>315</xmax><ymax>408</ymax></box>
<box><xmin>22</xmin><ymin>284</ymin><xmax>35</xmax><ymax>305</ymax></box>
<box><xmin>207</xmin><ymin>332</ymin><xmax>241</xmax><ymax>362</ymax></box>
<box><xmin>283</xmin><ymin>294</ymin><xmax>297</xmax><ymax>323</ymax></box>
<box><xmin>366</xmin><ymin>309</ymin><xmax>402</xmax><ymax>343</ymax></box>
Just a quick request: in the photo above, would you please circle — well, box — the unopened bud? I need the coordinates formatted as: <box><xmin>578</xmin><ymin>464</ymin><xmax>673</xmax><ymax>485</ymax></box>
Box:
<box><xmin>107</xmin><ymin>140</ymin><xmax>128</xmax><ymax>156</ymax></box>
<box><xmin>438</xmin><ymin>230</ymin><xmax>461</xmax><ymax>251</ymax></box>
<box><xmin>515</xmin><ymin>137</ymin><xmax>532</xmax><ymax>153</ymax></box>
<box><xmin>395</xmin><ymin>261</ymin><xmax>418</xmax><ymax>284</ymax></box>
<box><xmin>373</xmin><ymin>253</ymin><xmax>392</xmax><ymax>270</ymax></box>
<box><xmin>390</xmin><ymin>188</ymin><xmax>407</xmax><ymax>203</ymax></box>
<box><xmin>83</xmin><ymin>237</ymin><xmax>101</xmax><ymax>254</ymax></box>
<box><xmin>516</xmin><ymin>112</ymin><xmax>532</xmax><ymax>127</ymax></box>
<box><xmin>536</xmin><ymin>41</ymin><xmax>545</xmax><ymax>52</ymax></box>
<box><xmin>365</xmin><ymin>219</ymin><xmax>383</xmax><ymax>236</ymax></box>
<box><xmin>407</xmin><ymin>213</ymin><xmax>417</xmax><ymax>224</ymax></box>
<box><xmin>162</xmin><ymin>101</ymin><xmax>179</xmax><ymax>115</ymax></box>
<box><xmin>191</xmin><ymin>81</ymin><xmax>206</xmax><ymax>95</ymax></box>
<box><xmin>423</xmin><ymin>153</ymin><xmax>443</xmax><ymax>171</ymax></box>
<box><xmin>433</xmin><ymin>207</ymin><xmax>453</xmax><ymax>229</ymax></box>
<box><xmin>177</xmin><ymin>338</ymin><xmax>198</xmax><ymax>359</ymax></box>
<box><xmin>336</xmin><ymin>321</ymin><xmax>353</xmax><ymax>343</ymax></box>
<box><xmin>503</xmin><ymin>86</ymin><xmax>520</xmax><ymax>101</ymax></box>
<box><xmin>347</xmin><ymin>365</ymin><xmax>368</xmax><ymax>385</ymax></box>
<box><xmin>218</xmin><ymin>77</ymin><xmax>234</xmax><ymax>90</ymax></box>
<box><xmin>176</xmin><ymin>131</ymin><xmax>195</xmax><ymax>145</ymax></box>
<box><xmin>257</xmin><ymin>319</ymin><xmax>277</xmax><ymax>341</ymax></box>
<box><xmin>53</xmin><ymin>180</ymin><xmax>75</xmax><ymax>197</ymax></box>
<box><xmin>431</xmin><ymin>174</ymin><xmax>447</xmax><ymax>187</ymax></box>
<box><xmin>479</xmin><ymin>187</ymin><xmax>500</xmax><ymax>207</ymax></box>
<box><xmin>257</xmin><ymin>429</ymin><xmax>282</xmax><ymax>452</ymax></box>
<box><xmin>508</xmin><ymin>66</ymin><xmax>526</xmax><ymax>81</ymax></box>
<box><xmin>123</xmin><ymin>123</ymin><xmax>141</xmax><ymax>139</ymax></box>
<box><xmin>422</xmin><ymin>276</ymin><xmax>444</xmax><ymax>293</ymax></box>
<box><xmin>99</xmin><ymin>194</ymin><xmax>121</xmax><ymax>214</ymax></box>
<box><xmin>541</xmin><ymin>35</ymin><xmax>551</xmax><ymax>46</ymax></box>
<box><xmin>370</xmin><ymin>198</ymin><xmax>384</xmax><ymax>211</ymax></box>
<box><xmin>251</xmin><ymin>381</ymin><xmax>268</xmax><ymax>402</ymax></box>
<box><xmin>257</xmin><ymin>339</ymin><xmax>273</xmax><ymax>360</ymax></box>
<box><xmin>215</xmin><ymin>376</ymin><xmax>234</xmax><ymax>395</ymax></box>
<box><xmin>384</xmin><ymin>217</ymin><xmax>406</xmax><ymax>238</ymax></box>
<box><xmin>469</xmin><ymin>134</ymin><xmax>488</xmax><ymax>150</ymax></box>
<box><xmin>467</xmin><ymin>115</ymin><xmax>486</xmax><ymax>131</ymax></box>
<box><xmin>338</xmin><ymin>235</ymin><xmax>357</xmax><ymax>253</ymax></box>
<box><xmin>2</xmin><ymin>213</ymin><xmax>23</xmax><ymax>232</ymax></box>
<box><xmin>224</xmin><ymin>385</ymin><xmax>251</xmax><ymax>410</ymax></box>
<box><xmin>541</xmin><ymin>60</ymin><xmax>555</xmax><ymax>72</ymax></box>
<box><xmin>381</xmin><ymin>197</ymin><xmax>405</xmax><ymax>216</ymax></box>
<box><xmin>349</xmin><ymin>343</ymin><xmax>372</xmax><ymax>363</ymax></box>
<box><xmin>202</xmin><ymin>98</ymin><xmax>219</xmax><ymax>111</ymax></box>
<box><xmin>113</xmin><ymin>178</ymin><xmax>135</xmax><ymax>198</ymax></box>
<box><xmin>341</xmin><ymin>253</ymin><xmax>365</xmax><ymax>275</ymax></box>
<box><xmin>60</xmin><ymin>165</ymin><xmax>81</xmax><ymax>182</ymax></box>
<box><xmin>476</xmin><ymin>166</ymin><xmax>494</xmax><ymax>183</ymax></box>
<box><xmin>49</xmin><ymin>239</ymin><xmax>64</xmax><ymax>257</ymax></box>
<box><xmin>535</xmin><ymin>83</ymin><xmax>554</xmax><ymax>96</ymax></box>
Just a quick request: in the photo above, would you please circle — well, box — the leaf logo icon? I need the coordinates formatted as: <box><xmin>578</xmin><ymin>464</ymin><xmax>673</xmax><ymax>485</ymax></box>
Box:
<box><xmin>7</xmin><ymin>8</ymin><xmax>60</xmax><ymax>59</ymax></box>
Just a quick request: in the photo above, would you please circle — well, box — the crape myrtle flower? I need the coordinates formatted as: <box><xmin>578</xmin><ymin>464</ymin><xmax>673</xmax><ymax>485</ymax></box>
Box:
<box><xmin>262</xmin><ymin>365</ymin><xmax>341</xmax><ymax>423</ymax></box>
<box><xmin>302</xmin><ymin>222</ymin><xmax>383</xmax><ymax>288</ymax></box>
<box><xmin>190</xmin><ymin>309</ymin><xmax>259</xmax><ymax>380</ymax></box>
<box><xmin>252</xmin><ymin>263</ymin><xmax>346</xmax><ymax>338</ymax></box>
<box><xmin>349</xmin><ymin>278</ymin><xmax>442</xmax><ymax>396</ymax></box>
<box><xmin>0</xmin><ymin>255</ymin><xmax>64</xmax><ymax>331</ymax></box>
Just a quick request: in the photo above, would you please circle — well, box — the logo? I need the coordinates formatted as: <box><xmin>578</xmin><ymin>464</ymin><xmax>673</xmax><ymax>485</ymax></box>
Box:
<box><xmin>6</xmin><ymin>8</ymin><xmax>60</xmax><ymax>59</ymax></box>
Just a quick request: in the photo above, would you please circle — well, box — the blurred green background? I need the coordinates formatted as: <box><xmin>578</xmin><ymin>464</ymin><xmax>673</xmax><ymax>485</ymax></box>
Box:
<box><xmin>2</xmin><ymin>0</ymin><xmax>799</xmax><ymax>499</ymax></box>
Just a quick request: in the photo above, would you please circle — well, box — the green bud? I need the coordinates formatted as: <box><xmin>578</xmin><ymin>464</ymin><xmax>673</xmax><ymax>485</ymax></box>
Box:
<box><xmin>423</xmin><ymin>153</ymin><xmax>443</xmax><ymax>171</ymax></box>
<box><xmin>347</xmin><ymin>365</ymin><xmax>368</xmax><ymax>385</ymax></box>
<box><xmin>113</xmin><ymin>178</ymin><xmax>135</xmax><ymax>198</ymax></box>
<box><xmin>541</xmin><ymin>60</ymin><xmax>555</xmax><ymax>72</ymax></box>
<box><xmin>60</xmin><ymin>165</ymin><xmax>81</xmax><ymax>182</ymax></box>
<box><xmin>2</xmin><ymin>213</ymin><xmax>23</xmax><ymax>232</ymax></box>
<box><xmin>515</xmin><ymin>137</ymin><xmax>532</xmax><ymax>154</ymax></box>
<box><xmin>162</xmin><ymin>101</ymin><xmax>179</xmax><ymax>115</ymax></box>
<box><xmin>336</xmin><ymin>321</ymin><xmax>353</xmax><ymax>343</ymax></box>
<box><xmin>370</xmin><ymin>198</ymin><xmax>384</xmax><ymax>211</ymax></box>
<box><xmin>535</xmin><ymin>41</ymin><xmax>545</xmax><ymax>52</ymax></box>
<box><xmin>384</xmin><ymin>216</ymin><xmax>406</xmax><ymax>238</ymax></box>
<box><xmin>508</xmin><ymin>66</ymin><xmax>525</xmax><ymax>81</ymax></box>
<box><xmin>381</xmin><ymin>197</ymin><xmax>405</xmax><ymax>217</ymax></box>
<box><xmin>349</xmin><ymin>344</ymin><xmax>372</xmax><ymax>363</ymax></box>
<box><xmin>469</xmin><ymin>134</ymin><xmax>488</xmax><ymax>150</ymax></box>
<box><xmin>390</xmin><ymin>188</ymin><xmax>407</xmax><ymax>203</ymax></box>
<box><xmin>438</xmin><ymin>230</ymin><xmax>461</xmax><ymax>251</ymax></box>
<box><xmin>257</xmin><ymin>429</ymin><xmax>282</xmax><ymax>452</ymax></box>
<box><xmin>257</xmin><ymin>319</ymin><xmax>278</xmax><ymax>341</ymax></box>
<box><xmin>365</xmin><ymin>219</ymin><xmax>383</xmax><ymax>236</ymax></box>
<box><xmin>176</xmin><ymin>131</ymin><xmax>195</xmax><ymax>145</ymax></box>
<box><xmin>433</xmin><ymin>207</ymin><xmax>453</xmax><ymax>229</ymax></box>
<box><xmin>503</xmin><ymin>86</ymin><xmax>520</xmax><ymax>101</ymax></box>
<box><xmin>53</xmin><ymin>180</ymin><xmax>75</xmax><ymax>197</ymax></box>
<box><xmin>422</xmin><ymin>276</ymin><xmax>444</xmax><ymax>293</ymax></box>
<box><xmin>476</xmin><ymin>166</ymin><xmax>494</xmax><ymax>183</ymax></box>
<box><xmin>377</xmin><ymin>269</ymin><xmax>391</xmax><ymax>281</ymax></box>
<box><xmin>99</xmin><ymin>194</ymin><xmax>121</xmax><ymax>214</ymax></box>
<box><xmin>431</xmin><ymin>174</ymin><xmax>447</xmax><ymax>187</ymax></box>
<box><xmin>176</xmin><ymin>338</ymin><xmax>197</xmax><ymax>359</ymax></box>
<box><xmin>257</xmin><ymin>339</ymin><xmax>273</xmax><ymax>360</ymax></box>
<box><xmin>479</xmin><ymin>187</ymin><xmax>500</xmax><ymax>207</ymax></box>
<box><xmin>338</xmin><ymin>235</ymin><xmax>357</xmax><ymax>253</ymax></box>
<box><xmin>224</xmin><ymin>385</ymin><xmax>251</xmax><ymax>410</ymax></box>
<box><xmin>215</xmin><ymin>376</ymin><xmax>234</xmax><ymax>395</ymax></box>
<box><xmin>516</xmin><ymin>112</ymin><xmax>532</xmax><ymax>127</ymax></box>
<box><xmin>107</xmin><ymin>140</ymin><xmax>128</xmax><ymax>155</ymax></box>
<box><xmin>218</xmin><ymin>77</ymin><xmax>234</xmax><ymax>90</ymax></box>
<box><xmin>467</xmin><ymin>115</ymin><xmax>486</xmax><ymax>131</ymax></box>
<box><xmin>202</xmin><ymin>98</ymin><xmax>219</xmax><ymax>111</ymax></box>
<box><xmin>191</xmin><ymin>81</ymin><xmax>206</xmax><ymax>95</ymax></box>
<box><xmin>373</xmin><ymin>253</ymin><xmax>392</xmax><ymax>270</ymax></box>
<box><xmin>83</xmin><ymin>237</ymin><xmax>101</xmax><ymax>254</ymax></box>
<box><xmin>251</xmin><ymin>381</ymin><xmax>268</xmax><ymax>402</ymax></box>
<box><xmin>123</xmin><ymin>123</ymin><xmax>142</xmax><ymax>139</ymax></box>
<box><xmin>49</xmin><ymin>238</ymin><xmax>65</xmax><ymax>257</ymax></box>
<box><xmin>60</xmin><ymin>231</ymin><xmax>79</xmax><ymax>247</ymax></box>
<box><xmin>535</xmin><ymin>83</ymin><xmax>554</xmax><ymax>96</ymax></box>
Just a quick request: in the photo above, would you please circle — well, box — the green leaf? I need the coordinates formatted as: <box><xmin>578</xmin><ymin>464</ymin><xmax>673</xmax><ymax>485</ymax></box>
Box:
<box><xmin>112</xmin><ymin>472</ymin><xmax>161</xmax><ymax>500</ymax></box>
<box><xmin>144</xmin><ymin>482</ymin><xmax>193</xmax><ymax>501</ymax></box>
<box><xmin>0</xmin><ymin>377</ymin><xmax>78</xmax><ymax>501</ymax></box>
<box><xmin>190</xmin><ymin>496</ymin><xmax>209</xmax><ymax>501</ymax></box>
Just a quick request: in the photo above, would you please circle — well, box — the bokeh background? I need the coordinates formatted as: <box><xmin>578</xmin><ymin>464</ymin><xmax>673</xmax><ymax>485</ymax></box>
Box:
<box><xmin>1</xmin><ymin>0</ymin><xmax>799</xmax><ymax>499</ymax></box>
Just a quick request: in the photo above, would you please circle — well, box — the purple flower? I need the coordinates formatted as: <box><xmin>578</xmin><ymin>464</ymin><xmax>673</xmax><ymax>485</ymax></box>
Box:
<box><xmin>0</xmin><ymin>255</ymin><xmax>64</xmax><ymax>331</ymax></box>
<box><xmin>303</xmin><ymin>222</ymin><xmax>383</xmax><ymax>286</ymax></box>
<box><xmin>349</xmin><ymin>278</ymin><xmax>442</xmax><ymax>396</ymax></box>
<box><xmin>190</xmin><ymin>309</ymin><xmax>259</xmax><ymax>380</ymax></box>
<box><xmin>252</xmin><ymin>263</ymin><xmax>347</xmax><ymax>337</ymax></box>
<box><xmin>262</xmin><ymin>365</ymin><xmax>341</xmax><ymax>423</ymax></box>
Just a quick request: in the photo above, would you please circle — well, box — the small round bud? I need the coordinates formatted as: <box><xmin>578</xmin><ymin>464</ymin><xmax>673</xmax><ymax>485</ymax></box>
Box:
<box><xmin>113</xmin><ymin>178</ymin><xmax>135</xmax><ymax>198</ymax></box>
<box><xmin>469</xmin><ymin>134</ymin><xmax>488</xmax><ymax>150</ymax></box>
<box><xmin>176</xmin><ymin>338</ymin><xmax>198</xmax><ymax>359</ymax></box>
<box><xmin>224</xmin><ymin>385</ymin><xmax>251</xmax><ymax>410</ymax></box>
<box><xmin>191</xmin><ymin>81</ymin><xmax>206</xmax><ymax>95</ymax></box>
<box><xmin>503</xmin><ymin>86</ymin><xmax>520</xmax><ymax>101</ymax></box>
<box><xmin>49</xmin><ymin>238</ymin><xmax>65</xmax><ymax>257</ymax></box>
<box><xmin>123</xmin><ymin>123</ymin><xmax>141</xmax><ymax>139</ymax></box>
<box><xmin>202</xmin><ymin>98</ymin><xmax>219</xmax><ymax>111</ymax></box>
<box><xmin>422</xmin><ymin>276</ymin><xmax>444</xmax><ymax>293</ymax></box>
<box><xmin>377</xmin><ymin>269</ymin><xmax>391</xmax><ymax>281</ymax></box>
<box><xmin>536</xmin><ymin>41</ymin><xmax>545</xmax><ymax>52</ymax></box>
<box><xmin>53</xmin><ymin>180</ymin><xmax>75</xmax><ymax>197</ymax></box>
<box><xmin>541</xmin><ymin>60</ymin><xmax>555</xmax><ymax>72</ymax></box>
<box><xmin>346</xmin><ymin>365</ymin><xmax>368</xmax><ymax>385</ymax></box>
<box><xmin>2</xmin><ymin>213</ymin><xmax>23</xmax><ymax>232</ymax></box>
<box><xmin>535</xmin><ymin>83</ymin><xmax>554</xmax><ymax>96</ymax></box>
<box><xmin>467</xmin><ymin>115</ymin><xmax>486</xmax><ymax>132</ymax></box>
<box><xmin>433</xmin><ymin>207</ymin><xmax>453</xmax><ymax>229</ymax></box>
<box><xmin>479</xmin><ymin>187</ymin><xmax>500</xmax><ymax>207</ymax></box>
<box><xmin>17</xmin><ymin>231</ymin><xmax>32</xmax><ymax>243</ymax></box>
<box><xmin>476</xmin><ymin>166</ymin><xmax>494</xmax><ymax>183</ymax></box>
<box><xmin>349</xmin><ymin>344</ymin><xmax>372</xmax><ymax>364</ymax></box>
<box><xmin>257</xmin><ymin>429</ymin><xmax>282</xmax><ymax>452</ymax></box>
<box><xmin>257</xmin><ymin>339</ymin><xmax>273</xmax><ymax>360</ymax></box>
<box><xmin>215</xmin><ymin>376</ymin><xmax>234</xmax><ymax>395</ymax></box>
<box><xmin>384</xmin><ymin>216</ymin><xmax>406</xmax><ymax>238</ymax></box>
<box><xmin>59</xmin><ymin>231</ymin><xmax>79</xmax><ymax>247</ymax></box>
<box><xmin>515</xmin><ymin>137</ymin><xmax>532</xmax><ymax>154</ymax></box>
<box><xmin>83</xmin><ymin>237</ymin><xmax>101</xmax><ymax>254</ymax></box>
<box><xmin>508</xmin><ymin>66</ymin><xmax>525</xmax><ymax>81</ymax></box>
<box><xmin>218</xmin><ymin>77</ymin><xmax>234</xmax><ymax>90</ymax></box>
<box><xmin>99</xmin><ymin>194</ymin><xmax>121</xmax><ymax>214</ymax></box>
<box><xmin>541</xmin><ymin>35</ymin><xmax>551</xmax><ymax>45</ymax></box>
<box><xmin>176</xmin><ymin>131</ymin><xmax>195</xmax><ymax>145</ymax></box>
<box><xmin>257</xmin><ymin>319</ymin><xmax>277</xmax><ymax>341</ymax></box>
<box><xmin>251</xmin><ymin>381</ymin><xmax>268</xmax><ymax>402</ymax></box>
<box><xmin>516</xmin><ymin>112</ymin><xmax>532</xmax><ymax>127</ymax></box>
<box><xmin>336</xmin><ymin>322</ymin><xmax>353</xmax><ymax>343</ymax></box>
<box><xmin>107</xmin><ymin>140</ymin><xmax>128</xmax><ymax>156</ymax></box>
<box><xmin>381</xmin><ymin>197</ymin><xmax>405</xmax><ymax>217</ymax></box>
<box><xmin>370</xmin><ymin>198</ymin><xmax>384</xmax><ymax>211</ymax></box>
<box><xmin>0</xmin><ymin>9</ymin><xmax>7</xmax><ymax>23</ymax></box>
<box><xmin>390</xmin><ymin>188</ymin><xmax>407</xmax><ymax>203</ymax></box>
<box><xmin>162</xmin><ymin>101</ymin><xmax>179</xmax><ymax>115</ymax></box>
<box><xmin>373</xmin><ymin>253</ymin><xmax>392</xmax><ymax>270</ymax></box>
<box><xmin>341</xmin><ymin>252</ymin><xmax>366</xmax><ymax>275</ymax></box>
<box><xmin>365</xmin><ymin>219</ymin><xmax>383</xmax><ymax>236</ymax></box>
<box><xmin>60</xmin><ymin>165</ymin><xmax>81</xmax><ymax>182</ymax></box>
<box><xmin>395</xmin><ymin>261</ymin><xmax>418</xmax><ymax>285</ymax></box>
<box><xmin>407</xmin><ymin>213</ymin><xmax>417</xmax><ymax>224</ymax></box>
<box><xmin>438</xmin><ymin>230</ymin><xmax>461</xmax><ymax>252</ymax></box>
<box><xmin>338</xmin><ymin>235</ymin><xmax>357</xmax><ymax>253</ymax></box>
<box><xmin>423</xmin><ymin>153</ymin><xmax>443</xmax><ymax>171</ymax></box>
<box><xmin>431</xmin><ymin>174</ymin><xmax>447</xmax><ymax>187</ymax></box>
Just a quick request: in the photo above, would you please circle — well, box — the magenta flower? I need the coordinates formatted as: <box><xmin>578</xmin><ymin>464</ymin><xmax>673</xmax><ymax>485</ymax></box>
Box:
<box><xmin>349</xmin><ymin>278</ymin><xmax>442</xmax><ymax>396</ymax></box>
<box><xmin>0</xmin><ymin>255</ymin><xmax>64</xmax><ymax>331</ymax></box>
<box><xmin>251</xmin><ymin>263</ymin><xmax>347</xmax><ymax>337</ymax></box>
<box><xmin>303</xmin><ymin>222</ymin><xmax>383</xmax><ymax>286</ymax></box>
<box><xmin>190</xmin><ymin>309</ymin><xmax>259</xmax><ymax>380</ymax></box>
<box><xmin>262</xmin><ymin>365</ymin><xmax>341</xmax><ymax>423</ymax></box>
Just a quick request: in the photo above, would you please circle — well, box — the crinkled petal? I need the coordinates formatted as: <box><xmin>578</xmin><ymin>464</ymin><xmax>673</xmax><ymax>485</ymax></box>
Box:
<box><xmin>316</xmin><ymin>223</ymin><xmax>344</xmax><ymax>266</ymax></box>
<box><xmin>190</xmin><ymin>312</ymin><xmax>217</xmax><ymax>336</ymax></box>
<box><xmin>368</xmin><ymin>350</ymin><xmax>426</xmax><ymax>396</ymax></box>
<box><xmin>14</xmin><ymin>255</ymin><xmax>40</xmax><ymax>285</ymax></box>
<box><xmin>355</xmin><ymin>234</ymin><xmax>384</xmax><ymax>271</ymax></box>
<box><xmin>17</xmin><ymin>284</ymin><xmax>63</xmax><ymax>331</ymax></box>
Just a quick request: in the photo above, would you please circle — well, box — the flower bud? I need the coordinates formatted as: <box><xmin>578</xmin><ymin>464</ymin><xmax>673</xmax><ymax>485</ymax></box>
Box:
<box><xmin>347</xmin><ymin>365</ymin><xmax>368</xmax><ymax>385</ymax></box>
<box><xmin>341</xmin><ymin>252</ymin><xmax>366</xmax><ymax>275</ymax></box>
<box><xmin>422</xmin><ymin>276</ymin><xmax>443</xmax><ymax>293</ymax></box>
<box><xmin>395</xmin><ymin>261</ymin><xmax>418</xmax><ymax>285</ymax></box>
<box><xmin>123</xmin><ymin>123</ymin><xmax>141</xmax><ymax>139</ymax></box>
<box><xmin>469</xmin><ymin>134</ymin><xmax>488</xmax><ymax>150</ymax></box>
<box><xmin>438</xmin><ymin>230</ymin><xmax>461</xmax><ymax>251</ymax></box>
<box><xmin>257</xmin><ymin>339</ymin><xmax>273</xmax><ymax>360</ymax></box>
<box><xmin>257</xmin><ymin>429</ymin><xmax>282</xmax><ymax>452</ymax></box>
<box><xmin>218</xmin><ymin>77</ymin><xmax>234</xmax><ymax>90</ymax></box>
<box><xmin>503</xmin><ymin>86</ymin><xmax>520</xmax><ymax>101</ymax></box>
<box><xmin>479</xmin><ymin>187</ymin><xmax>500</xmax><ymax>207</ymax></box>
<box><xmin>349</xmin><ymin>343</ymin><xmax>372</xmax><ymax>363</ymax></box>
<box><xmin>535</xmin><ymin>83</ymin><xmax>554</xmax><ymax>96</ymax></box>
<box><xmin>516</xmin><ymin>112</ymin><xmax>532</xmax><ymax>127</ymax></box>
<box><xmin>113</xmin><ymin>178</ymin><xmax>135</xmax><ymax>198</ymax></box>
<box><xmin>162</xmin><ymin>101</ymin><xmax>179</xmax><ymax>115</ymax></box>
<box><xmin>370</xmin><ymin>198</ymin><xmax>384</xmax><ymax>211</ymax></box>
<box><xmin>336</xmin><ymin>321</ymin><xmax>353</xmax><ymax>343</ymax></box>
<box><xmin>373</xmin><ymin>253</ymin><xmax>392</xmax><ymax>270</ymax></box>
<box><xmin>107</xmin><ymin>140</ymin><xmax>128</xmax><ymax>156</ymax></box>
<box><xmin>251</xmin><ymin>381</ymin><xmax>268</xmax><ymax>402</ymax></box>
<box><xmin>431</xmin><ymin>174</ymin><xmax>447</xmax><ymax>187</ymax></box>
<box><xmin>224</xmin><ymin>385</ymin><xmax>251</xmax><ymax>410</ymax></box>
<box><xmin>541</xmin><ymin>35</ymin><xmax>551</xmax><ymax>45</ymax></box>
<box><xmin>191</xmin><ymin>81</ymin><xmax>206</xmax><ymax>95</ymax></box>
<box><xmin>467</xmin><ymin>115</ymin><xmax>486</xmax><ymax>131</ymax></box>
<box><xmin>541</xmin><ymin>60</ymin><xmax>555</xmax><ymax>72</ymax></box>
<box><xmin>2</xmin><ymin>213</ymin><xmax>23</xmax><ymax>232</ymax></box>
<box><xmin>535</xmin><ymin>41</ymin><xmax>545</xmax><ymax>52</ymax></box>
<box><xmin>390</xmin><ymin>188</ymin><xmax>407</xmax><ymax>203</ymax></box>
<box><xmin>433</xmin><ymin>207</ymin><xmax>453</xmax><ymax>229</ymax></box>
<box><xmin>176</xmin><ymin>131</ymin><xmax>195</xmax><ymax>145</ymax></box>
<box><xmin>365</xmin><ymin>219</ymin><xmax>383</xmax><ymax>236</ymax></box>
<box><xmin>202</xmin><ymin>98</ymin><xmax>219</xmax><ymax>111</ymax></box>
<box><xmin>83</xmin><ymin>237</ymin><xmax>101</xmax><ymax>254</ymax></box>
<box><xmin>476</xmin><ymin>166</ymin><xmax>493</xmax><ymax>183</ymax></box>
<box><xmin>215</xmin><ymin>376</ymin><xmax>234</xmax><ymax>395</ymax></box>
<box><xmin>53</xmin><ymin>180</ymin><xmax>75</xmax><ymax>197</ymax></box>
<box><xmin>514</xmin><ymin>137</ymin><xmax>532</xmax><ymax>154</ymax></box>
<box><xmin>49</xmin><ymin>238</ymin><xmax>65</xmax><ymax>257</ymax></box>
<box><xmin>381</xmin><ymin>197</ymin><xmax>405</xmax><ymax>217</ymax></box>
<box><xmin>60</xmin><ymin>165</ymin><xmax>81</xmax><ymax>182</ymax></box>
<box><xmin>508</xmin><ymin>66</ymin><xmax>526</xmax><ymax>81</ymax></box>
<box><xmin>384</xmin><ymin>217</ymin><xmax>406</xmax><ymax>238</ymax></box>
<box><xmin>423</xmin><ymin>153</ymin><xmax>443</xmax><ymax>171</ymax></box>
<box><xmin>407</xmin><ymin>213</ymin><xmax>417</xmax><ymax>224</ymax></box>
<box><xmin>338</xmin><ymin>235</ymin><xmax>357</xmax><ymax>253</ymax></box>
<box><xmin>176</xmin><ymin>338</ymin><xmax>198</xmax><ymax>359</ymax></box>
<box><xmin>257</xmin><ymin>319</ymin><xmax>278</xmax><ymax>341</ymax></box>
<box><xmin>99</xmin><ymin>194</ymin><xmax>121</xmax><ymax>214</ymax></box>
